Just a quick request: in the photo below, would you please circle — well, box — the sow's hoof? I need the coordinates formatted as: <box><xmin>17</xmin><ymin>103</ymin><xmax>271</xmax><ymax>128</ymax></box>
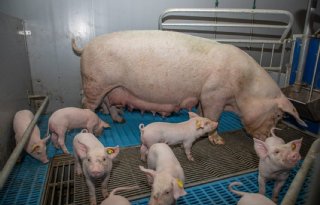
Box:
<box><xmin>209</xmin><ymin>135</ymin><xmax>225</xmax><ymax>145</ymax></box>
<box><xmin>113</xmin><ymin>118</ymin><xmax>126</xmax><ymax>124</ymax></box>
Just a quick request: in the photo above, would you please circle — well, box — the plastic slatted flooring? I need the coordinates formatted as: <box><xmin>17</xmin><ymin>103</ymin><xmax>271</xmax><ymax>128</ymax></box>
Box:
<box><xmin>0</xmin><ymin>110</ymin><xmax>314</xmax><ymax>205</ymax></box>
<box><xmin>131</xmin><ymin>161</ymin><xmax>311</xmax><ymax>205</ymax></box>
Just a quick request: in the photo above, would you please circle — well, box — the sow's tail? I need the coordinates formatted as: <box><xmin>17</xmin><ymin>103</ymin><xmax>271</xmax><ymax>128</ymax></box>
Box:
<box><xmin>71</xmin><ymin>38</ymin><xmax>83</xmax><ymax>56</ymax></box>
<box><xmin>109</xmin><ymin>185</ymin><xmax>139</xmax><ymax>196</ymax></box>
<box><xmin>228</xmin><ymin>182</ymin><xmax>248</xmax><ymax>196</ymax></box>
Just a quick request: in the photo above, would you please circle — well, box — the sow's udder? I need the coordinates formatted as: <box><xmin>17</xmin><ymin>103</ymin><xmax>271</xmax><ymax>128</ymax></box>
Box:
<box><xmin>106</xmin><ymin>87</ymin><xmax>199</xmax><ymax>117</ymax></box>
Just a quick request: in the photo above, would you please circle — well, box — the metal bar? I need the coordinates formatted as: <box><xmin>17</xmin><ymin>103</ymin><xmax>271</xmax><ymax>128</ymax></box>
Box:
<box><xmin>269</xmin><ymin>43</ymin><xmax>275</xmax><ymax>67</ymax></box>
<box><xmin>259</xmin><ymin>43</ymin><xmax>265</xmax><ymax>65</ymax></box>
<box><xmin>209</xmin><ymin>39</ymin><xmax>282</xmax><ymax>44</ymax></box>
<box><xmin>264</xmin><ymin>66</ymin><xmax>281</xmax><ymax>72</ymax></box>
<box><xmin>305</xmin><ymin>152</ymin><xmax>320</xmax><ymax>205</ymax></box>
<box><xmin>0</xmin><ymin>96</ymin><xmax>49</xmax><ymax>190</ymax></box>
<box><xmin>294</xmin><ymin>0</ymin><xmax>313</xmax><ymax>89</ymax></box>
<box><xmin>285</xmin><ymin>39</ymin><xmax>296</xmax><ymax>87</ymax></box>
<box><xmin>50</xmin><ymin>166</ymin><xmax>59</xmax><ymax>205</ymax></box>
<box><xmin>58</xmin><ymin>164</ymin><xmax>65</xmax><ymax>205</ymax></box>
<box><xmin>278</xmin><ymin>40</ymin><xmax>287</xmax><ymax>85</ymax></box>
<box><xmin>161</xmin><ymin>22</ymin><xmax>289</xmax><ymax>29</ymax></box>
<box><xmin>281</xmin><ymin>137</ymin><xmax>320</xmax><ymax>205</ymax></box>
<box><xmin>66</xmin><ymin>162</ymin><xmax>71</xmax><ymax>204</ymax></box>
<box><xmin>158</xmin><ymin>8</ymin><xmax>294</xmax><ymax>42</ymax></box>
<box><xmin>308</xmin><ymin>44</ymin><xmax>320</xmax><ymax>101</ymax></box>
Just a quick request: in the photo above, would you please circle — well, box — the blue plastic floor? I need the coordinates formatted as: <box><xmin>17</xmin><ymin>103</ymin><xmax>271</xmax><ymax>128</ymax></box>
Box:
<box><xmin>131</xmin><ymin>161</ymin><xmax>310</xmax><ymax>205</ymax></box>
<box><xmin>0</xmin><ymin>110</ymin><xmax>310</xmax><ymax>205</ymax></box>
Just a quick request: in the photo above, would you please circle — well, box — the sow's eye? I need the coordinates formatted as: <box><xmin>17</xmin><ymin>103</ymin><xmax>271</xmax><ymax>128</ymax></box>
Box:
<box><xmin>274</xmin><ymin>149</ymin><xmax>280</xmax><ymax>154</ymax></box>
<box><xmin>291</xmin><ymin>143</ymin><xmax>296</xmax><ymax>151</ymax></box>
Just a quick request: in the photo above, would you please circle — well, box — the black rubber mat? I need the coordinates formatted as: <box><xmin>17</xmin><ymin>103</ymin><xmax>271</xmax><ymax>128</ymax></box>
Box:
<box><xmin>41</xmin><ymin>125</ymin><xmax>316</xmax><ymax>205</ymax></box>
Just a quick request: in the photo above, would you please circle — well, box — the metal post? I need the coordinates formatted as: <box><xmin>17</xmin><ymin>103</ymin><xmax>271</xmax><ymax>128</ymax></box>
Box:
<box><xmin>281</xmin><ymin>137</ymin><xmax>320</xmax><ymax>205</ymax></box>
<box><xmin>293</xmin><ymin>0</ymin><xmax>314</xmax><ymax>90</ymax></box>
<box><xmin>308</xmin><ymin>45</ymin><xmax>320</xmax><ymax>101</ymax></box>
<box><xmin>0</xmin><ymin>96</ymin><xmax>49</xmax><ymax>189</ymax></box>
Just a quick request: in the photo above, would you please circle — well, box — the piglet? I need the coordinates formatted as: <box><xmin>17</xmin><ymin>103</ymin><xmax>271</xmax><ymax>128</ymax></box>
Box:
<box><xmin>13</xmin><ymin>110</ymin><xmax>50</xmax><ymax>163</ymax></box>
<box><xmin>139</xmin><ymin>143</ymin><xmax>187</xmax><ymax>205</ymax></box>
<box><xmin>73</xmin><ymin>129</ymin><xmax>119</xmax><ymax>205</ymax></box>
<box><xmin>228</xmin><ymin>182</ymin><xmax>275</xmax><ymax>205</ymax></box>
<box><xmin>47</xmin><ymin>107</ymin><xmax>110</xmax><ymax>153</ymax></box>
<box><xmin>140</xmin><ymin>112</ymin><xmax>218</xmax><ymax>161</ymax></box>
<box><xmin>100</xmin><ymin>185</ymin><xmax>139</xmax><ymax>205</ymax></box>
<box><xmin>254</xmin><ymin>127</ymin><xmax>302</xmax><ymax>203</ymax></box>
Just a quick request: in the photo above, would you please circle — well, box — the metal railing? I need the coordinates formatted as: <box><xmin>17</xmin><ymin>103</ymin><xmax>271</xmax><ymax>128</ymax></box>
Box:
<box><xmin>0</xmin><ymin>96</ymin><xmax>49</xmax><ymax>189</ymax></box>
<box><xmin>158</xmin><ymin>8</ymin><xmax>295</xmax><ymax>85</ymax></box>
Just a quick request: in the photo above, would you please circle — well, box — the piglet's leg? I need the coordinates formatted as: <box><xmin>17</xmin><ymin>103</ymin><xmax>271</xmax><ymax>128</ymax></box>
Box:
<box><xmin>86</xmin><ymin>178</ymin><xmax>97</xmax><ymax>205</ymax></box>
<box><xmin>140</xmin><ymin>144</ymin><xmax>148</xmax><ymax>161</ymax></box>
<box><xmin>258</xmin><ymin>175</ymin><xmax>267</xmax><ymax>195</ymax></box>
<box><xmin>74</xmin><ymin>154</ymin><xmax>82</xmax><ymax>176</ymax></box>
<box><xmin>183</xmin><ymin>142</ymin><xmax>194</xmax><ymax>161</ymax></box>
<box><xmin>50</xmin><ymin>133</ymin><xmax>59</xmax><ymax>148</ymax></box>
<box><xmin>272</xmin><ymin>180</ymin><xmax>285</xmax><ymax>203</ymax></box>
<box><xmin>56</xmin><ymin>129</ymin><xmax>69</xmax><ymax>153</ymax></box>
<box><xmin>101</xmin><ymin>174</ymin><xmax>110</xmax><ymax>198</ymax></box>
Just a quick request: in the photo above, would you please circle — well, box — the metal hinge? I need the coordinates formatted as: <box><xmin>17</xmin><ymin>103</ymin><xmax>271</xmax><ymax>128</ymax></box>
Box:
<box><xmin>18</xmin><ymin>30</ymin><xmax>31</xmax><ymax>36</ymax></box>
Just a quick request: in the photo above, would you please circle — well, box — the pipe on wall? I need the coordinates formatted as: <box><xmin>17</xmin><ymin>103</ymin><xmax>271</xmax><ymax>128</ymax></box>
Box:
<box><xmin>0</xmin><ymin>96</ymin><xmax>49</xmax><ymax>190</ymax></box>
<box><xmin>293</xmin><ymin>0</ymin><xmax>316</xmax><ymax>90</ymax></box>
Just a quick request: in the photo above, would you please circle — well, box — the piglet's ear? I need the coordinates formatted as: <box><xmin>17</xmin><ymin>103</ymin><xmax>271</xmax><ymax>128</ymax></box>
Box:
<box><xmin>253</xmin><ymin>138</ymin><xmax>268</xmax><ymax>160</ymax></box>
<box><xmin>105</xmin><ymin>146</ymin><xmax>120</xmax><ymax>159</ymax></box>
<box><xmin>195</xmin><ymin>120</ymin><xmax>204</xmax><ymax>130</ymax></box>
<box><xmin>139</xmin><ymin>166</ymin><xmax>156</xmax><ymax>179</ymax></box>
<box><xmin>77</xmin><ymin>141</ymin><xmax>89</xmax><ymax>159</ymax></box>
<box><xmin>290</xmin><ymin>138</ymin><xmax>303</xmax><ymax>152</ymax></box>
<box><xmin>172</xmin><ymin>178</ymin><xmax>187</xmax><ymax>200</ymax></box>
<box><xmin>188</xmin><ymin>112</ymin><xmax>199</xmax><ymax>119</ymax></box>
<box><xmin>31</xmin><ymin>144</ymin><xmax>41</xmax><ymax>153</ymax></box>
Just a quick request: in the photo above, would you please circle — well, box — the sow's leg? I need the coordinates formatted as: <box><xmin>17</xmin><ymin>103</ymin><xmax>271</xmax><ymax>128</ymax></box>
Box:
<box><xmin>200</xmin><ymin>94</ymin><xmax>225</xmax><ymax>145</ymax></box>
<box><xmin>102</xmin><ymin>96</ymin><xmax>125</xmax><ymax>123</ymax></box>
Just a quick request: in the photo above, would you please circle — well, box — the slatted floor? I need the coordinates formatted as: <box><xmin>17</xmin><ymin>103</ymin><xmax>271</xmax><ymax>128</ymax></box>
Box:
<box><xmin>0</xmin><ymin>110</ymin><xmax>316</xmax><ymax>205</ymax></box>
<box><xmin>41</xmin><ymin>125</ymin><xmax>315</xmax><ymax>205</ymax></box>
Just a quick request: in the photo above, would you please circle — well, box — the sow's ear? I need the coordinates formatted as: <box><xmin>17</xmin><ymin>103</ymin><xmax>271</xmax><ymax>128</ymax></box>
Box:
<box><xmin>277</xmin><ymin>96</ymin><xmax>307</xmax><ymax>127</ymax></box>
<box><xmin>253</xmin><ymin>138</ymin><xmax>268</xmax><ymax>160</ymax></box>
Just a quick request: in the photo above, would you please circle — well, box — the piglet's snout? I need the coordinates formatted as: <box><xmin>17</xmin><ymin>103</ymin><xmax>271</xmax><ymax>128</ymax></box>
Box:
<box><xmin>288</xmin><ymin>152</ymin><xmax>301</xmax><ymax>164</ymax></box>
<box><xmin>89</xmin><ymin>165</ymin><xmax>104</xmax><ymax>177</ymax></box>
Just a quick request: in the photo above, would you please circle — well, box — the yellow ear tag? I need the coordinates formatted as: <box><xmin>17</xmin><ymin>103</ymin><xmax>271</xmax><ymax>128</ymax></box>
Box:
<box><xmin>106</xmin><ymin>148</ymin><xmax>115</xmax><ymax>155</ymax></box>
<box><xmin>291</xmin><ymin>143</ymin><xmax>296</xmax><ymax>151</ymax></box>
<box><xmin>31</xmin><ymin>144</ymin><xmax>40</xmax><ymax>153</ymax></box>
<box><xmin>195</xmin><ymin>120</ymin><xmax>201</xmax><ymax>129</ymax></box>
<box><xmin>176</xmin><ymin>179</ymin><xmax>184</xmax><ymax>188</ymax></box>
